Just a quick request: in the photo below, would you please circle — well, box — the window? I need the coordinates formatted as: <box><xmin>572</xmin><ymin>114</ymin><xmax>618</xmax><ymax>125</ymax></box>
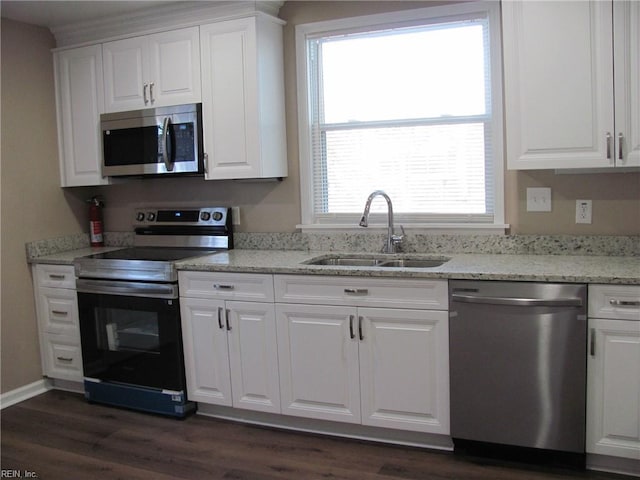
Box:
<box><xmin>296</xmin><ymin>1</ymin><xmax>505</xmax><ymax>231</ymax></box>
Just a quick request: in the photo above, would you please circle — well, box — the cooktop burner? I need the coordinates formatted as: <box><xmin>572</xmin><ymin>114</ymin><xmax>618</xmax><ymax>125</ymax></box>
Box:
<box><xmin>88</xmin><ymin>247</ymin><xmax>218</xmax><ymax>262</ymax></box>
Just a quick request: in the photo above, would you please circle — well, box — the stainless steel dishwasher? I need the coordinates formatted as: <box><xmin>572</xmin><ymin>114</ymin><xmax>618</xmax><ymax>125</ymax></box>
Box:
<box><xmin>449</xmin><ymin>280</ymin><xmax>587</xmax><ymax>456</ymax></box>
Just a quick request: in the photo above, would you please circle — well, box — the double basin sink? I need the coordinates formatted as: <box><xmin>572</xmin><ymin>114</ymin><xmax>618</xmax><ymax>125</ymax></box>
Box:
<box><xmin>303</xmin><ymin>254</ymin><xmax>449</xmax><ymax>269</ymax></box>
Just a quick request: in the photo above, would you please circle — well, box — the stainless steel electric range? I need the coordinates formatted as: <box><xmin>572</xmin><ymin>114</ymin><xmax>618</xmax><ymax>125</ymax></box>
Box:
<box><xmin>74</xmin><ymin>206</ymin><xmax>233</xmax><ymax>418</ymax></box>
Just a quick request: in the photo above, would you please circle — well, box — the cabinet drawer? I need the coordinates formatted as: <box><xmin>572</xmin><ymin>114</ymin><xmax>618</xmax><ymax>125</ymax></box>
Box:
<box><xmin>42</xmin><ymin>334</ymin><xmax>83</xmax><ymax>382</ymax></box>
<box><xmin>38</xmin><ymin>287</ymin><xmax>80</xmax><ymax>336</ymax></box>
<box><xmin>35</xmin><ymin>264</ymin><xmax>76</xmax><ymax>289</ymax></box>
<box><xmin>274</xmin><ymin>275</ymin><xmax>448</xmax><ymax>310</ymax></box>
<box><xmin>589</xmin><ymin>285</ymin><xmax>640</xmax><ymax>321</ymax></box>
<box><xmin>179</xmin><ymin>271</ymin><xmax>274</xmax><ymax>302</ymax></box>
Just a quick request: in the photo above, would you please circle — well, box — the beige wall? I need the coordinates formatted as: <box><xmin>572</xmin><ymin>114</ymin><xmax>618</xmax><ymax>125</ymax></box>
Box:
<box><xmin>1</xmin><ymin>19</ymin><xmax>86</xmax><ymax>393</ymax></box>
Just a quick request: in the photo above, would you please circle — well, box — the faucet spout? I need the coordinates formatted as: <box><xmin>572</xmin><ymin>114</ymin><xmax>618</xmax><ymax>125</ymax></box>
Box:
<box><xmin>359</xmin><ymin>190</ymin><xmax>403</xmax><ymax>253</ymax></box>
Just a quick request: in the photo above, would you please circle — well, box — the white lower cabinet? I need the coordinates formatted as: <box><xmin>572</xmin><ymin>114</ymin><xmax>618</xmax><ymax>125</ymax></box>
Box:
<box><xmin>179</xmin><ymin>272</ymin><xmax>280</xmax><ymax>413</ymax></box>
<box><xmin>32</xmin><ymin>265</ymin><xmax>83</xmax><ymax>382</ymax></box>
<box><xmin>275</xmin><ymin>275</ymin><xmax>450</xmax><ymax>435</ymax></box>
<box><xmin>587</xmin><ymin>285</ymin><xmax>640</xmax><ymax>460</ymax></box>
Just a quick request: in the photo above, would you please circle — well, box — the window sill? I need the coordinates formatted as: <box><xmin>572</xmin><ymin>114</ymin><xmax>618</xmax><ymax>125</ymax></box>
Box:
<box><xmin>297</xmin><ymin>223</ymin><xmax>510</xmax><ymax>235</ymax></box>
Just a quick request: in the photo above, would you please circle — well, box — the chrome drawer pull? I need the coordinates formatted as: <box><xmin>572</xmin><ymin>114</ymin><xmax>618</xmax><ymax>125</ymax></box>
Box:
<box><xmin>214</xmin><ymin>284</ymin><xmax>234</xmax><ymax>290</ymax></box>
<box><xmin>49</xmin><ymin>274</ymin><xmax>66</xmax><ymax>280</ymax></box>
<box><xmin>51</xmin><ymin>310</ymin><xmax>69</xmax><ymax>316</ymax></box>
<box><xmin>56</xmin><ymin>356</ymin><xmax>73</xmax><ymax>362</ymax></box>
<box><xmin>344</xmin><ymin>288</ymin><xmax>368</xmax><ymax>295</ymax></box>
<box><xmin>609</xmin><ymin>299</ymin><xmax>640</xmax><ymax>307</ymax></box>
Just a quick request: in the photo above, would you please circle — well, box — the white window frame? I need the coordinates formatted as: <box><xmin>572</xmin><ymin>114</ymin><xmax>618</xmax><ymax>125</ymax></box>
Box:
<box><xmin>295</xmin><ymin>1</ymin><xmax>507</xmax><ymax>234</ymax></box>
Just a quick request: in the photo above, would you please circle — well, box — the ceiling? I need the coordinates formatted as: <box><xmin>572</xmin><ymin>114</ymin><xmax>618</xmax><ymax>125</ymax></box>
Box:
<box><xmin>0</xmin><ymin>1</ymin><xmax>175</xmax><ymax>29</ymax></box>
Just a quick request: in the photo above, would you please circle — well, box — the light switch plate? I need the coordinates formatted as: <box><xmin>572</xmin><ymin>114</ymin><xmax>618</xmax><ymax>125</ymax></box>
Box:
<box><xmin>231</xmin><ymin>206</ymin><xmax>240</xmax><ymax>225</ymax></box>
<box><xmin>526</xmin><ymin>187</ymin><xmax>552</xmax><ymax>212</ymax></box>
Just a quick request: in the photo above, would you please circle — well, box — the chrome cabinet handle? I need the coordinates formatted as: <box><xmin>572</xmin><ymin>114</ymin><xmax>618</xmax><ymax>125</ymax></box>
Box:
<box><xmin>57</xmin><ymin>356</ymin><xmax>73</xmax><ymax>362</ymax></box>
<box><xmin>344</xmin><ymin>288</ymin><xmax>368</xmax><ymax>296</ymax></box>
<box><xmin>349</xmin><ymin>315</ymin><xmax>355</xmax><ymax>339</ymax></box>
<box><xmin>358</xmin><ymin>316</ymin><xmax>364</xmax><ymax>341</ymax></box>
<box><xmin>214</xmin><ymin>284</ymin><xmax>234</xmax><ymax>290</ymax></box>
<box><xmin>590</xmin><ymin>328</ymin><xmax>596</xmax><ymax>357</ymax></box>
<box><xmin>51</xmin><ymin>310</ymin><xmax>68</xmax><ymax>316</ymax></box>
<box><xmin>609</xmin><ymin>299</ymin><xmax>640</xmax><ymax>307</ymax></box>
<box><xmin>49</xmin><ymin>274</ymin><xmax>66</xmax><ymax>280</ymax></box>
<box><xmin>618</xmin><ymin>133</ymin><xmax>624</xmax><ymax>162</ymax></box>
<box><xmin>143</xmin><ymin>83</ymin><xmax>149</xmax><ymax>104</ymax></box>
<box><xmin>149</xmin><ymin>82</ymin><xmax>155</xmax><ymax>103</ymax></box>
<box><xmin>225</xmin><ymin>309</ymin><xmax>231</xmax><ymax>331</ymax></box>
<box><xmin>606</xmin><ymin>132</ymin><xmax>612</xmax><ymax>161</ymax></box>
<box><xmin>217</xmin><ymin>306</ymin><xmax>224</xmax><ymax>329</ymax></box>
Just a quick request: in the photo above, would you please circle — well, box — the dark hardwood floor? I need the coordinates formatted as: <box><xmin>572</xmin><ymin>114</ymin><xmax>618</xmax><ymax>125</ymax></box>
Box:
<box><xmin>0</xmin><ymin>390</ymin><xmax>632</xmax><ymax>480</ymax></box>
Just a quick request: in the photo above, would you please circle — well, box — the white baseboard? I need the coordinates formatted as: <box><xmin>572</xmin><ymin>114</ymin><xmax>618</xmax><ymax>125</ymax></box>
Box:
<box><xmin>0</xmin><ymin>379</ymin><xmax>50</xmax><ymax>409</ymax></box>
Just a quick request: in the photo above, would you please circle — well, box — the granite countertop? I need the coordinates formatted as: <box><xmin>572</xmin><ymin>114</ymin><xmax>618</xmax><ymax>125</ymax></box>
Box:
<box><xmin>28</xmin><ymin>247</ymin><xmax>640</xmax><ymax>285</ymax></box>
<box><xmin>173</xmin><ymin>250</ymin><xmax>640</xmax><ymax>285</ymax></box>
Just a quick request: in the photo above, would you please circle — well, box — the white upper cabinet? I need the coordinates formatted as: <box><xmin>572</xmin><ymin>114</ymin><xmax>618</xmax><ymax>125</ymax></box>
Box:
<box><xmin>103</xmin><ymin>27</ymin><xmax>201</xmax><ymax>112</ymax></box>
<box><xmin>503</xmin><ymin>1</ymin><xmax>639</xmax><ymax>170</ymax></box>
<box><xmin>54</xmin><ymin>45</ymin><xmax>109</xmax><ymax>187</ymax></box>
<box><xmin>200</xmin><ymin>16</ymin><xmax>287</xmax><ymax>180</ymax></box>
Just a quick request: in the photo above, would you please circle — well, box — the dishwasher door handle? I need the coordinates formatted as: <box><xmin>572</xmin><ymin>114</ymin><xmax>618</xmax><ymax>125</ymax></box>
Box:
<box><xmin>451</xmin><ymin>293</ymin><xmax>583</xmax><ymax>307</ymax></box>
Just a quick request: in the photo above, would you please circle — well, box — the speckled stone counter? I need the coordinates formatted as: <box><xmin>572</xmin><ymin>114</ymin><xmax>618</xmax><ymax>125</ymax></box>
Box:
<box><xmin>174</xmin><ymin>250</ymin><xmax>640</xmax><ymax>285</ymax></box>
<box><xmin>26</xmin><ymin>233</ymin><xmax>640</xmax><ymax>284</ymax></box>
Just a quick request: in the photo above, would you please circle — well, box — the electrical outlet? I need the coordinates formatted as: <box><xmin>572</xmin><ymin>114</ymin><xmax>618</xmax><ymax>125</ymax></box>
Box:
<box><xmin>575</xmin><ymin>200</ymin><xmax>592</xmax><ymax>224</ymax></box>
<box><xmin>526</xmin><ymin>187</ymin><xmax>552</xmax><ymax>212</ymax></box>
<box><xmin>231</xmin><ymin>206</ymin><xmax>241</xmax><ymax>226</ymax></box>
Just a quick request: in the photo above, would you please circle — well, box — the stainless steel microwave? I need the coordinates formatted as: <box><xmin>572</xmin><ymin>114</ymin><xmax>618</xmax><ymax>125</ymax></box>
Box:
<box><xmin>101</xmin><ymin>103</ymin><xmax>203</xmax><ymax>177</ymax></box>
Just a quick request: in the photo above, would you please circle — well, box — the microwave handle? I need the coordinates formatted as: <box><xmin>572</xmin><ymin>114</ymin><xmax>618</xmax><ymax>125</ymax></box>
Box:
<box><xmin>161</xmin><ymin>117</ymin><xmax>174</xmax><ymax>172</ymax></box>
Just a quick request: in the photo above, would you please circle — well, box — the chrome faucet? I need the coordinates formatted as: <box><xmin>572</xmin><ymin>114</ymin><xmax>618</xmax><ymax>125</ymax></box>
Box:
<box><xmin>359</xmin><ymin>190</ymin><xmax>404</xmax><ymax>253</ymax></box>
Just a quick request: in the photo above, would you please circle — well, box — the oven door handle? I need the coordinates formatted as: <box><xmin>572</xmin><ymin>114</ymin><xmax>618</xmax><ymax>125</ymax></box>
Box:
<box><xmin>76</xmin><ymin>278</ymin><xmax>178</xmax><ymax>299</ymax></box>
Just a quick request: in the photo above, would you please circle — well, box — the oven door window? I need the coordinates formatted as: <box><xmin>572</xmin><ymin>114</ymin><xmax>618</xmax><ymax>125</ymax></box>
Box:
<box><xmin>78</xmin><ymin>292</ymin><xmax>185</xmax><ymax>391</ymax></box>
<box><xmin>99</xmin><ymin>308</ymin><xmax>160</xmax><ymax>353</ymax></box>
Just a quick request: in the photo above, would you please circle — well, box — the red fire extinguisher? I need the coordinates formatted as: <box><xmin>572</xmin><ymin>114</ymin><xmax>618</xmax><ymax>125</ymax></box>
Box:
<box><xmin>88</xmin><ymin>196</ymin><xmax>104</xmax><ymax>247</ymax></box>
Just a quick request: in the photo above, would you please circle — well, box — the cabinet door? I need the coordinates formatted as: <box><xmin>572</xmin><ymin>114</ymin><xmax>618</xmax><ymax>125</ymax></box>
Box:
<box><xmin>358</xmin><ymin>308</ymin><xmax>450</xmax><ymax>434</ymax></box>
<box><xmin>180</xmin><ymin>297</ymin><xmax>232</xmax><ymax>405</ymax></box>
<box><xmin>503</xmin><ymin>1</ymin><xmax>614</xmax><ymax>169</ymax></box>
<box><xmin>147</xmin><ymin>27</ymin><xmax>201</xmax><ymax>108</ymax></box>
<box><xmin>227</xmin><ymin>301</ymin><xmax>280</xmax><ymax>413</ymax></box>
<box><xmin>103</xmin><ymin>36</ymin><xmax>147</xmax><ymax>112</ymax></box>
<box><xmin>200</xmin><ymin>18</ymin><xmax>260</xmax><ymax>179</ymax></box>
<box><xmin>613</xmin><ymin>1</ymin><xmax>640</xmax><ymax>167</ymax></box>
<box><xmin>587</xmin><ymin>318</ymin><xmax>640</xmax><ymax>459</ymax></box>
<box><xmin>54</xmin><ymin>45</ymin><xmax>108</xmax><ymax>186</ymax></box>
<box><xmin>276</xmin><ymin>303</ymin><xmax>361</xmax><ymax>423</ymax></box>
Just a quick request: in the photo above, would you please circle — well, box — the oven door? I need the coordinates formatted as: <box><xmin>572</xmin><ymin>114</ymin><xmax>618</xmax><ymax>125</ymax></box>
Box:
<box><xmin>76</xmin><ymin>279</ymin><xmax>185</xmax><ymax>392</ymax></box>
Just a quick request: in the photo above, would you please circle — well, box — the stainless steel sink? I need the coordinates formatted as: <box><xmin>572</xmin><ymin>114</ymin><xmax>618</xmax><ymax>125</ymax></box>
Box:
<box><xmin>378</xmin><ymin>258</ymin><xmax>447</xmax><ymax>268</ymax></box>
<box><xmin>307</xmin><ymin>257</ymin><xmax>387</xmax><ymax>267</ymax></box>
<box><xmin>303</xmin><ymin>254</ymin><xmax>449</xmax><ymax>268</ymax></box>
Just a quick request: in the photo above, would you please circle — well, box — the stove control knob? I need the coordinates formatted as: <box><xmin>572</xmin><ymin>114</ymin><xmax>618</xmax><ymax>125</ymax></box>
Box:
<box><xmin>136</xmin><ymin>212</ymin><xmax>145</xmax><ymax>222</ymax></box>
<box><xmin>147</xmin><ymin>212</ymin><xmax>156</xmax><ymax>222</ymax></box>
<box><xmin>212</xmin><ymin>211</ymin><xmax>224</xmax><ymax>221</ymax></box>
<box><xmin>200</xmin><ymin>211</ymin><xmax>211</xmax><ymax>221</ymax></box>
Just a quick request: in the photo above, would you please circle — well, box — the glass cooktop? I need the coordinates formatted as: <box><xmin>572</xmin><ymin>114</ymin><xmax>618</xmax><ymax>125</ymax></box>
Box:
<box><xmin>88</xmin><ymin>247</ymin><xmax>218</xmax><ymax>262</ymax></box>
